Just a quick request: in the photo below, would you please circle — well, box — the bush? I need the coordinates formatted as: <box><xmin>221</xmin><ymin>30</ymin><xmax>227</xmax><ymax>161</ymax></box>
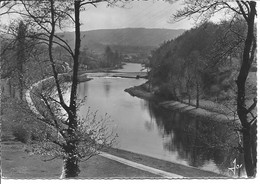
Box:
<box><xmin>12</xmin><ymin>124</ymin><xmax>31</xmax><ymax>143</ymax></box>
<box><xmin>30</xmin><ymin>127</ymin><xmax>50</xmax><ymax>142</ymax></box>
<box><xmin>155</xmin><ymin>83</ymin><xmax>175</xmax><ymax>100</ymax></box>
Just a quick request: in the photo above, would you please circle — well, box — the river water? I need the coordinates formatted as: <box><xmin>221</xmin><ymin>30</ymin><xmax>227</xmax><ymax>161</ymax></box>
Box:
<box><xmin>76</xmin><ymin>63</ymin><xmax>244</xmax><ymax>177</ymax></box>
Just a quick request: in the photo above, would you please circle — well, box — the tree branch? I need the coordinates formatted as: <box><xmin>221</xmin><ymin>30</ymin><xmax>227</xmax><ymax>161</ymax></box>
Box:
<box><xmin>247</xmin><ymin>97</ymin><xmax>257</xmax><ymax>114</ymax></box>
<box><xmin>222</xmin><ymin>3</ymin><xmax>240</xmax><ymax>15</ymax></box>
<box><xmin>241</xmin><ymin>1</ymin><xmax>250</xmax><ymax>15</ymax></box>
<box><xmin>249</xmin><ymin>116</ymin><xmax>257</xmax><ymax>126</ymax></box>
<box><xmin>21</xmin><ymin>1</ymin><xmax>74</xmax><ymax>58</ymax></box>
<box><xmin>43</xmin><ymin>155</ymin><xmax>60</xmax><ymax>162</ymax></box>
<box><xmin>80</xmin><ymin>0</ymin><xmax>105</xmax><ymax>7</ymax></box>
<box><xmin>249</xmin><ymin>35</ymin><xmax>256</xmax><ymax>65</ymax></box>
<box><xmin>236</xmin><ymin>1</ymin><xmax>248</xmax><ymax>21</ymax></box>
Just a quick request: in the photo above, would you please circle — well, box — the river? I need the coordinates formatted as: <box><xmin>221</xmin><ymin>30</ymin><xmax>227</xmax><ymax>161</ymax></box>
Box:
<box><xmin>76</xmin><ymin>63</ymin><xmax>244</xmax><ymax>177</ymax></box>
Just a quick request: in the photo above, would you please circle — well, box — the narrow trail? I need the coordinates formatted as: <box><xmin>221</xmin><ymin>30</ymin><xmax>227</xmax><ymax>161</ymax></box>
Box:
<box><xmin>100</xmin><ymin>151</ymin><xmax>183</xmax><ymax>178</ymax></box>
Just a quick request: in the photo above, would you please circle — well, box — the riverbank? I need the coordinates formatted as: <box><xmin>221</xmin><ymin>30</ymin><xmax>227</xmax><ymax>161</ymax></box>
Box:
<box><xmin>1</xmin><ymin>73</ymin><xmax>158</xmax><ymax>179</ymax></box>
<box><xmin>125</xmin><ymin>84</ymin><xmax>237</xmax><ymax>123</ymax></box>
<box><xmin>1</xmin><ymin>130</ymin><xmax>224</xmax><ymax>178</ymax></box>
<box><xmin>124</xmin><ymin>83</ymin><xmax>156</xmax><ymax>100</ymax></box>
<box><xmin>78</xmin><ymin>63</ymin><xmax>124</xmax><ymax>74</ymax></box>
<box><xmin>112</xmin><ymin>72</ymin><xmax>147</xmax><ymax>79</ymax></box>
<box><xmin>2</xmin><ymin>102</ymin><xmax>224</xmax><ymax>178</ymax></box>
<box><xmin>1</xmin><ymin>64</ymin><xmax>231</xmax><ymax>179</ymax></box>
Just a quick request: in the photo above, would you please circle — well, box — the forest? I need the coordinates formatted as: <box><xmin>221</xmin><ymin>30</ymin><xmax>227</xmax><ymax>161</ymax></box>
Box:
<box><xmin>148</xmin><ymin>20</ymin><xmax>256</xmax><ymax>107</ymax></box>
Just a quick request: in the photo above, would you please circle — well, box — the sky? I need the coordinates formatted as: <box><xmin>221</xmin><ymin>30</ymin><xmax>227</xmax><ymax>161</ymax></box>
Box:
<box><xmin>0</xmin><ymin>0</ymin><xmax>244</xmax><ymax>32</ymax></box>
<box><xmin>65</xmin><ymin>0</ymin><xmax>196</xmax><ymax>32</ymax></box>
<box><xmin>61</xmin><ymin>0</ymin><xmax>236</xmax><ymax>32</ymax></box>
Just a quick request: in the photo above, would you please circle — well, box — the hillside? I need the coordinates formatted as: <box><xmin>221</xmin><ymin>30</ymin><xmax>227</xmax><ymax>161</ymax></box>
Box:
<box><xmin>57</xmin><ymin>28</ymin><xmax>185</xmax><ymax>54</ymax></box>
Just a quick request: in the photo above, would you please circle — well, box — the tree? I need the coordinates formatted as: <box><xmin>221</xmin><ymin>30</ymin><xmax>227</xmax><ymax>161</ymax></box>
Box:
<box><xmin>183</xmin><ymin>57</ymin><xmax>194</xmax><ymax>105</ymax></box>
<box><xmin>1</xmin><ymin>0</ymin><xmax>126</xmax><ymax>178</ymax></box>
<box><xmin>189</xmin><ymin>50</ymin><xmax>203</xmax><ymax>108</ymax></box>
<box><xmin>0</xmin><ymin>19</ymin><xmax>36</xmax><ymax>99</ymax></box>
<box><xmin>172</xmin><ymin>0</ymin><xmax>257</xmax><ymax>177</ymax></box>
<box><xmin>16</xmin><ymin>20</ymin><xmax>26</xmax><ymax>100</ymax></box>
<box><xmin>104</xmin><ymin>45</ymin><xmax>113</xmax><ymax>67</ymax></box>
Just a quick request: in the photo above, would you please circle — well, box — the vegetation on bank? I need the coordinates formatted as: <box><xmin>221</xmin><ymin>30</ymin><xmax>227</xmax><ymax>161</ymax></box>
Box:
<box><xmin>144</xmin><ymin>1</ymin><xmax>257</xmax><ymax>177</ymax></box>
<box><xmin>125</xmin><ymin>82</ymin><xmax>235</xmax><ymax>118</ymax></box>
<box><xmin>79</xmin><ymin>45</ymin><xmax>124</xmax><ymax>70</ymax></box>
<box><xmin>147</xmin><ymin>20</ymin><xmax>256</xmax><ymax>108</ymax></box>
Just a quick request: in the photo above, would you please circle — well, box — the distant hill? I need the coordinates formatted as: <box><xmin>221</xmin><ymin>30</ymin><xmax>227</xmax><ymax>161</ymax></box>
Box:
<box><xmin>57</xmin><ymin>28</ymin><xmax>185</xmax><ymax>54</ymax></box>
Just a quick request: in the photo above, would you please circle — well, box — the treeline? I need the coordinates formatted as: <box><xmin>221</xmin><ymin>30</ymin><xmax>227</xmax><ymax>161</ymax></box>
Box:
<box><xmin>102</xmin><ymin>46</ymin><xmax>122</xmax><ymax>68</ymax></box>
<box><xmin>1</xmin><ymin>21</ymin><xmax>53</xmax><ymax>99</ymax></box>
<box><xmin>148</xmin><ymin>20</ymin><xmax>255</xmax><ymax>106</ymax></box>
<box><xmin>79</xmin><ymin>46</ymin><xmax>123</xmax><ymax>70</ymax></box>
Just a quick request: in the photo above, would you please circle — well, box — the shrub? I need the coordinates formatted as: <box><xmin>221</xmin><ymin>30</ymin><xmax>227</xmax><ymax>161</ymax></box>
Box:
<box><xmin>155</xmin><ymin>83</ymin><xmax>175</xmax><ymax>100</ymax></box>
<box><xmin>12</xmin><ymin>124</ymin><xmax>31</xmax><ymax>143</ymax></box>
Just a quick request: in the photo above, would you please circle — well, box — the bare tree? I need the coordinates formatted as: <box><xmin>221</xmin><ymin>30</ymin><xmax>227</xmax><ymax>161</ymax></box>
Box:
<box><xmin>172</xmin><ymin>0</ymin><xmax>257</xmax><ymax>177</ymax></box>
<box><xmin>1</xmin><ymin>0</ymin><xmax>127</xmax><ymax>178</ymax></box>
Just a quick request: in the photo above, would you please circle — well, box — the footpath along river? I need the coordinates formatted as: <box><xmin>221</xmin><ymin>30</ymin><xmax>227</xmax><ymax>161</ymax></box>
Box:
<box><xmin>71</xmin><ymin>63</ymin><xmax>244</xmax><ymax>177</ymax></box>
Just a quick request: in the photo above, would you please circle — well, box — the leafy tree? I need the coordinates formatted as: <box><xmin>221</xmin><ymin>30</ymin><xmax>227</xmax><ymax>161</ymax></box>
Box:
<box><xmin>104</xmin><ymin>45</ymin><xmax>113</xmax><ymax>67</ymax></box>
<box><xmin>189</xmin><ymin>50</ymin><xmax>203</xmax><ymax>108</ymax></box>
<box><xmin>172</xmin><ymin>0</ymin><xmax>257</xmax><ymax>177</ymax></box>
<box><xmin>0</xmin><ymin>19</ymin><xmax>36</xmax><ymax>99</ymax></box>
<box><xmin>103</xmin><ymin>45</ymin><xmax>122</xmax><ymax>67</ymax></box>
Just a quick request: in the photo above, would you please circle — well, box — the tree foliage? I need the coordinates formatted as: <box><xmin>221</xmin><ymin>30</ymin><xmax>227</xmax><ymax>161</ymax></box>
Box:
<box><xmin>154</xmin><ymin>0</ymin><xmax>257</xmax><ymax>177</ymax></box>
<box><xmin>149</xmin><ymin>20</ymin><xmax>246</xmax><ymax>103</ymax></box>
<box><xmin>103</xmin><ymin>45</ymin><xmax>122</xmax><ymax>67</ymax></box>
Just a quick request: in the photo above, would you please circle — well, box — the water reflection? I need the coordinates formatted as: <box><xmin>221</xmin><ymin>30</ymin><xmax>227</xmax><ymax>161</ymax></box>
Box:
<box><xmin>76</xmin><ymin>63</ymin><xmax>245</xmax><ymax>177</ymax></box>
<box><xmin>78</xmin><ymin>81</ymin><xmax>88</xmax><ymax>98</ymax></box>
<box><xmin>146</xmin><ymin>101</ymin><xmax>245</xmax><ymax>176</ymax></box>
<box><xmin>103</xmin><ymin>80</ymin><xmax>111</xmax><ymax>97</ymax></box>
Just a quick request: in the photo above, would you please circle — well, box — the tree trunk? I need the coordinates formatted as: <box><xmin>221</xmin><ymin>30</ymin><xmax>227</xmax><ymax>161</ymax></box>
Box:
<box><xmin>47</xmin><ymin>0</ymin><xmax>81</xmax><ymax>178</ymax></box>
<box><xmin>187</xmin><ymin>87</ymin><xmax>191</xmax><ymax>105</ymax></box>
<box><xmin>62</xmin><ymin>1</ymin><xmax>81</xmax><ymax>178</ymax></box>
<box><xmin>236</xmin><ymin>1</ymin><xmax>256</xmax><ymax>177</ymax></box>
<box><xmin>196</xmin><ymin>81</ymin><xmax>199</xmax><ymax>108</ymax></box>
<box><xmin>18</xmin><ymin>65</ymin><xmax>23</xmax><ymax>100</ymax></box>
<box><xmin>69</xmin><ymin>0</ymin><xmax>80</xmax><ymax>110</ymax></box>
<box><xmin>60</xmin><ymin>155</ymin><xmax>80</xmax><ymax>178</ymax></box>
<box><xmin>242</xmin><ymin>124</ymin><xmax>255</xmax><ymax>177</ymax></box>
<box><xmin>17</xmin><ymin>21</ymin><xmax>26</xmax><ymax>101</ymax></box>
<box><xmin>251</xmin><ymin>120</ymin><xmax>257</xmax><ymax>171</ymax></box>
<box><xmin>9</xmin><ymin>79</ymin><xmax>15</xmax><ymax>98</ymax></box>
<box><xmin>186</xmin><ymin>80</ymin><xmax>191</xmax><ymax>105</ymax></box>
<box><xmin>64</xmin><ymin>151</ymin><xmax>80</xmax><ymax>178</ymax></box>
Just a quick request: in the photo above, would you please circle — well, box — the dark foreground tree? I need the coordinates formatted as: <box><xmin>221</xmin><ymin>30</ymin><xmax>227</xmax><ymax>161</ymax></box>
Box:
<box><xmin>172</xmin><ymin>0</ymin><xmax>257</xmax><ymax>177</ymax></box>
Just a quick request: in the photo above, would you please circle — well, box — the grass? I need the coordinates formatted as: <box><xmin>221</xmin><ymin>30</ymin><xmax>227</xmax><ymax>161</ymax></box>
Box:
<box><xmin>1</xmin><ymin>96</ymin><xmax>224</xmax><ymax>179</ymax></box>
<box><xmin>182</xmin><ymin>99</ymin><xmax>236</xmax><ymax>117</ymax></box>
<box><xmin>1</xmin><ymin>104</ymin><xmax>159</xmax><ymax>179</ymax></box>
<box><xmin>0</xmin><ymin>95</ymin><xmax>159</xmax><ymax>179</ymax></box>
